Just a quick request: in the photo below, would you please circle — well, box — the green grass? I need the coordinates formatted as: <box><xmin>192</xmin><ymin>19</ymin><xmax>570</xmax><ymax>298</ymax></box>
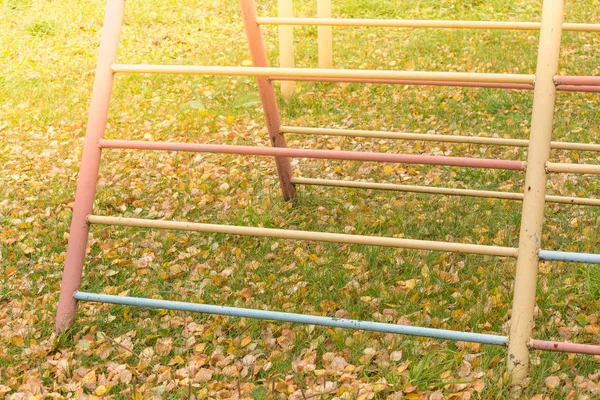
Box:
<box><xmin>1</xmin><ymin>0</ymin><xmax>600</xmax><ymax>398</ymax></box>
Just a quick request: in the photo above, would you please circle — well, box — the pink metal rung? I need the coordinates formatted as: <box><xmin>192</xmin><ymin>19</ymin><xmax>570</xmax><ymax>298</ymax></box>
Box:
<box><xmin>529</xmin><ymin>339</ymin><xmax>600</xmax><ymax>356</ymax></box>
<box><xmin>557</xmin><ymin>85</ymin><xmax>600</xmax><ymax>93</ymax></box>
<box><xmin>555</xmin><ymin>75</ymin><xmax>600</xmax><ymax>86</ymax></box>
<box><xmin>269</xmin><ymin>76</ymin><xmax>534</xmax><ymax>90</ymax></box>
<box><xmin>99</xmin><ymin>139</ymin><xmax>526</xmax><ymax>170</ymax></box>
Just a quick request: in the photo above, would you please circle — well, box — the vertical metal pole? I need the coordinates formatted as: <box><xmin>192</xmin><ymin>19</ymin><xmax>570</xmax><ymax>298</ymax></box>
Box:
<box><xmin>278</xmin><ymin>0</ymin><xmax>295</xmax><ymax>101</ymax></box>
<box><xmin>55</xmin><ymin>0</ymin><xmax>125</xmax><ymax>333</ymax></box>
<box><xmin>317</xmin><ymin>0</ymin><xmax>333</xmax><ymax>68</ymax></box>
<box><xmin>239</xmin><ymin>0</ymin><xmax>296</xmax><ymax>201</ymax></box>
<box><xmin>508</xmin><ymin>0</ymin><xmax>564</xmax><ymax>384</ymax></box>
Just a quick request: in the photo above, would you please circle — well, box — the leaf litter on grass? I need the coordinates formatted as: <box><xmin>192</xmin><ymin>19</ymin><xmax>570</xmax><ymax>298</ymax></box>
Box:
<box><xmin>1</xmin><ymin>0</ymin><xmax>600</xmax><ymax>399</ymax></box>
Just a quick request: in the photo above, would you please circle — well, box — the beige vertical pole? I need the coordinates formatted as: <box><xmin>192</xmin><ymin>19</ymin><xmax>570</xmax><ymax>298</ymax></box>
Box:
<box><xmin>508</xmin><ymin>0</ymin><xmax>564</xmax><ymax>384</ymax></box>
<box><xmin>317</xmin><ymin>0</ymin><xmax>333</xmax><ymax>68</ymax></box>
<box><xmin>278</xmin><ymin>0</ymin><xmax>295</xmax><ymax>101</ymax></box>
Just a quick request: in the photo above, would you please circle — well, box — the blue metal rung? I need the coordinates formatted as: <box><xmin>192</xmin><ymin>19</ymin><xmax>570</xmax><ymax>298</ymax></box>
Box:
<box><xmin>539</xmin><ymin>250</ymin><xmax>600</xmax><ymax>264</ymax></box>
<box><xmin>74</xmin><ymin>292</ymin><xmax>507</xmax><ymax>346</ymax></box>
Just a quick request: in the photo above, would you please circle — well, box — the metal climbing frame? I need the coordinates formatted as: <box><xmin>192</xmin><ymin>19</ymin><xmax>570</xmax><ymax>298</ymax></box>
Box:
<box><xmin>56</xmin><ymin>0</ymin><xmax>600</xmax><ymax>384</ymax></box>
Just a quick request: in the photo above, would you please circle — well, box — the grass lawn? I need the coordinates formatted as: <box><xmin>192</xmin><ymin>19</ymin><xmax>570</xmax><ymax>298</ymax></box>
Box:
<box><xmin>1</xmin><ymin>0</ymin><xmax>599</xmax><ymax>398</ymax></box>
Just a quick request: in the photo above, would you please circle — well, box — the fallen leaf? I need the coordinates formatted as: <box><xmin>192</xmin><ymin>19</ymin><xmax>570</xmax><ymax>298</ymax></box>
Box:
<box><xmin>545</xmin><ymin>375</ymin><xmax>560</xmax><ymax>390</ymax></box>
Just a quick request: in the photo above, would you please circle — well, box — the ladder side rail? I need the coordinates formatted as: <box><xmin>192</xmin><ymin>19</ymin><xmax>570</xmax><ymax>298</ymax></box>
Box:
<box><xmin>55</xmin><ymin>0</ymin><xmax>125</xmax><ymax>333</ymax></box>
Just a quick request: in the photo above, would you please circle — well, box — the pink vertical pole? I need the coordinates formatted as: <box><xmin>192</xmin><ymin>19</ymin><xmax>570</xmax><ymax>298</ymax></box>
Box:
<box><xmin>55</xmin><ymin>0</ymin><xmax>125</xmax><ymax>333</ymax></box>
<box><xmin>239</xmin><ymin>0</ymin><xmax>296</xmax><ymax>201</ymax></box>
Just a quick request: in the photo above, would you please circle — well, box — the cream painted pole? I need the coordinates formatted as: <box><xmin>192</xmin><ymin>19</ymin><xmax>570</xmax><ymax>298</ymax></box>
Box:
<box><xmin>278</xmin><ymin>0</ymin><xmax>295</xmax><ymax>101</ymax></box>
<box><xmin>508</xmin><ymin>0</ymin><xmax>564</xmax><ymax>384</ymax></box>
<box><xmin>317</xmin><ymin>0</ymin><xmax>333</xmax><ymax>68</ymax></box>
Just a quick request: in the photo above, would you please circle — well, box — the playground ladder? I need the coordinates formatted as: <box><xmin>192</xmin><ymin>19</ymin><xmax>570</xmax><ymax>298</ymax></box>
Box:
<box><xmin>56</xmin><ymin>0</ymin><xmax>600</xmax><ymax>384</ymax></box>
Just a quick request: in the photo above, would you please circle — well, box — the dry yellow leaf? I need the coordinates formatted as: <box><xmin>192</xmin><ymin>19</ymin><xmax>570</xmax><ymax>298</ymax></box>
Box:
<box><xmin>440</xmin><ymin>370</ymin><xmax>452</xmax><ymax>379</ymax></box>
<box><xmin>194</xmin><ymin>343</ymin><xmax>206</xmax><ymax>354</ymax></box>
<box><xmin>95</xmin><ymin>385</ymin><xmax>108</xmax><ymax>395</ymax></box>
<box><xmin>11</xmin><ymin>336</ymin><xmax>24</xmax><ymax>346</ymax></box>
<box><xmin>81</xmin><ymin>369</ymin><xmax>96</xmax><ymax>386</ymax></box>
<box><xmin>168</xmin><ymin>355</ymin><xmax>184</xmax><ymax>365</ymax></box>
<box><xmin>240</xmin><ymin>337</ymin><xmax>252</xmax><ymax>348</ymax></box>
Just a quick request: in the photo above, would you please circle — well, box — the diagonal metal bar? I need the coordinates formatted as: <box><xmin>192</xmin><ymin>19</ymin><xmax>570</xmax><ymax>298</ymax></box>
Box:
<box><xmin>240</xmin><ymin>0</ymin><xmax>295</xmax><ymax>200</ymax></box>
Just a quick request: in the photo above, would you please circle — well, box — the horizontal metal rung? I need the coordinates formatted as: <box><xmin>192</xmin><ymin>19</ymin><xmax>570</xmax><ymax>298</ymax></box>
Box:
<box><xmin>110</xmin><ymin>64</ymin><xmax>535</xmax><ymax>84</ymax></box>
<box><xmin>74</xmin><ymin>292</ymin><xmax>507</xmax><ymax>345</ymax></box>
<box><xmin>546</xmin><ymin>162</ymin><xmax>600</xmax><ymax>175</ymax></box>
<box><xmin>98</xmin><ymin>139</ymin><xmax>525</xmax><ymax>170</ymax></box>
<box><xmin>269</xmin><ymin>76</ymin><xmax>533</xmax><ymax>90</ymax></box>
<box><xmin>292</xmin><ymin>177</ymin><xmax>600</xmax><ymax>206</ymax></box>
<box><xmin>280</xmin><ymin>126</ymin><xmax>600</xmax><ymax>152</ymax></box>
<box><xmin>529</xmin><ymin>339</ymin><xmax>600</xmax><ymax>355</ymax></box>
<box><xmin>87</xmin><ymin>215</ymin><xmax>519</xmax><ymax>257</ymax></box>
<box><xmin>539</xmin><ymin>250</ymin><xmax>600</xmax><ymax>264</ymax></box>
<box><xmin>256</xmin><ymin>17</ymin><xmax>600</xmax><ymax>32</ymax></box>
<box><xmin>555</xmin><ymin>75</ymin><xmax>600</xmax><ymax>86</ymax></box>
<box><xmin>557</xmin><ymin>85</ymin><xmax>600</xmax><ymax>93</ymax></box>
